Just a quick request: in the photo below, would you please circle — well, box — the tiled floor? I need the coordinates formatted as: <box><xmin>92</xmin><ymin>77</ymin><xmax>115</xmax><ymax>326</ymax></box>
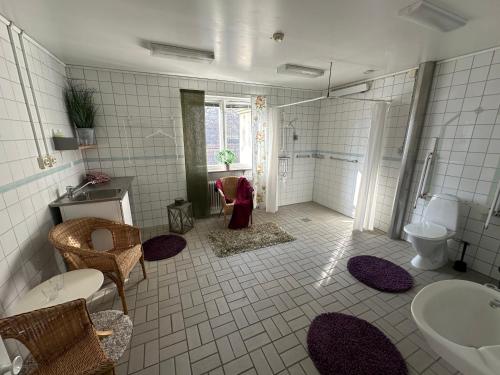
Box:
<box><xmin>90</xmin><ymin>202</ymin><xmax>492</xmax><ymax>375</ymax></box>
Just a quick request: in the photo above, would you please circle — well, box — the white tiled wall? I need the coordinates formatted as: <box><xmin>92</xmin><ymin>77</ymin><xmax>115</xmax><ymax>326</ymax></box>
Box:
<box><xmin>405</xmin><ymin>49</ymin><xmax>500</xmax><ymax>279</ymax></box>
<box><xmin>67</xmin><ymin>65</ymin><xmax>321</xmax><ymax>227</ymax></box>
<box><xmin>0</xmin><ymin>25</ymin><xmax>83</xmax><ymax>315</ymax></box>
<box><xmin>33</xmin><ymin>46</ymin><xmax>500</xmax><ymax>280</ymax></box>
<box><xmin>278</xmin><ymin>101</ymin><xmax>320</xmax><ymax>206</ymax></box>
<box><xmin>313</xmin><ymin>71</ymin><xmax>415</xmax><ymax>228</ymax></box>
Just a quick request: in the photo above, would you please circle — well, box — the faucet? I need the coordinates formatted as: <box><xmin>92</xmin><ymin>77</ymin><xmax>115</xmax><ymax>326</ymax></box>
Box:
<box><xmin>66</xmin><ymin>180</ymin><xmax>96</xmax><ymax>200</ymax></box>
<box><xmin>485</xmin><ymin>283</ymin><xmax>500</xmax><ymax>309</ymax></box>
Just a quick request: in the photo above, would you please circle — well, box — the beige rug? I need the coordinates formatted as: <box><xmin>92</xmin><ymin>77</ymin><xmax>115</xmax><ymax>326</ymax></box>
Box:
<box><xmin>208</xmin><ymin>222</ymin><xmax>295</xmax><ymax>257</ymax></box>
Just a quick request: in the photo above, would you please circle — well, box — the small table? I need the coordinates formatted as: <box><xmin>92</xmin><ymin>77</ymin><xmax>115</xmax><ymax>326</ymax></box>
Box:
<box><xmin>167</xmin><ymin>201</ymin><xmax>194</xmax><ymax>234</ymax></box>
<box><xmin>9</xmin><ymin>269</ymin><xmax>104</xmax><ymax>316</ymax></box>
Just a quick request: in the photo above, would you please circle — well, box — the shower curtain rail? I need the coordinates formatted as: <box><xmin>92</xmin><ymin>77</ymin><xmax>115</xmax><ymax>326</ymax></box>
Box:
<box><xmin>275</xmin><ymin>95</ymin><xmax>391</xmax><ymax>109</ymax></box>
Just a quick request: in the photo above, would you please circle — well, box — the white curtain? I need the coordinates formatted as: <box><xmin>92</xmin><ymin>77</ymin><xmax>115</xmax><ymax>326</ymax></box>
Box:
<box><xmin>266</xmin><ymin>108</ymin><xmax>281</xmax><ymax>213</ymax></box>
<box><xmin>353</xmin><ymin>102</ymin><xmax>389</xmax><ymax>231</ymax></box>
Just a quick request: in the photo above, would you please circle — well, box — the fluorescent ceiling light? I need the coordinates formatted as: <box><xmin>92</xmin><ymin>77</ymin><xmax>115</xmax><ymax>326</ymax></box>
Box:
<box><xmin>330</xmin><ymin>83</ymin><xmax>370</xmax><ymax>97</ymax></box>
<box><xmin>150</xmin><ymin>42</ymin><xmax>214</xmax><ymax>62</ymax></box>
<box><xmin>398</xmin><ymin>1</ymin><xmax>467</xmax><ymax>32</ymax></box>
<box><xmin>277</xmin><ymin>64</ymin><xmax>324</xmax><ymax>78</ymax></box>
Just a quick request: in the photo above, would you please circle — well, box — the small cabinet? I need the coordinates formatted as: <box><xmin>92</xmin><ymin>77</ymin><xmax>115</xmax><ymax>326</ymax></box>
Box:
<box><xmin>59</xmin><ymin>191</ymin><xmax>133</xmax><ymax>225</ymax></box>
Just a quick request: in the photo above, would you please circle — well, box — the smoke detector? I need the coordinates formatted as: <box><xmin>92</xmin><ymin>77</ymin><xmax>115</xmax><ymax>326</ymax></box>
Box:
<box><xmin>272</xmin><ymin>31</ymin><xmax>285</xmax><ymax>43</ymax></box>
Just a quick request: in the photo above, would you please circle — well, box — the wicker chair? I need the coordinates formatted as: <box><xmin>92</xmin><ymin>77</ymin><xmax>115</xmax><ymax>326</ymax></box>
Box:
<box><xmin>0</xmin><ymin>299</ymin><xmax>115</xmax><ymax>374</ymax></box>
<box><xmin>217</xmin><ymin>176</ymin><xmax>253</xmax><ymax>227</ymax></box>
<box><xmin>48</xmin><ymin>218</ymin><xmax>147</xmax><ymax>314</ymax></box>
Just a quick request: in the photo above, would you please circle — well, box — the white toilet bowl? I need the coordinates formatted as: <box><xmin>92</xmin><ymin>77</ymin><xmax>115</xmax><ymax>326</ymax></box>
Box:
<box><xmin>404</xmin><ymin>195</ymin><xmax>459</xmax><ymax>270</ymax></box>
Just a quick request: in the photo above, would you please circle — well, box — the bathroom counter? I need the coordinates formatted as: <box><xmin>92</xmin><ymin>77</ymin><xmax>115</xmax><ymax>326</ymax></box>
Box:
<box><xmin>49</xmin><ymin>176</ymin><xmax>134</xmax><ymax>207</ymax></box>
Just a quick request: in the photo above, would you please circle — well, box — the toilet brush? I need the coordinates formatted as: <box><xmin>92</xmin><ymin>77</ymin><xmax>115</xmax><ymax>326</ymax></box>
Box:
<box><xmin>453</xmin><ymin>241</ymin><xmax>469</xmax><ymax>272</ymax></box>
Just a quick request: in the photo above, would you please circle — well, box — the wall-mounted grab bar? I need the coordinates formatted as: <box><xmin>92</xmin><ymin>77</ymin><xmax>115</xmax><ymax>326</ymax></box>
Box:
<box><xmin>413</xmin><ymin>137</ymin><xmax>438</xmax><ymax>208</ymax></box>
<box><xmin>329</xmin><ymin>156</ymin><xmax>358</xmax><ymax>163</ymax></box>
<box><xmin>484</xmin><ymin>181</ymin><xmax>500</xmax><ymax>230</ymax></box>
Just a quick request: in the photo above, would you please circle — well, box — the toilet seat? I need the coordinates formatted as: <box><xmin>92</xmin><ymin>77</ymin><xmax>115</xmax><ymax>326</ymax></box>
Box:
<box><xmin>404</xmin><ymin>222</ymin><xmax>450</xmax><ymax>240</ymax></box>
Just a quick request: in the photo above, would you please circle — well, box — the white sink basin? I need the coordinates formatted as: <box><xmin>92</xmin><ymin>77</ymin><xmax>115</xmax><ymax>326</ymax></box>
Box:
<box><xmin>411</xmin><ymin>280</ymin><xmax>500</xmax><ymax>375</ymax></box>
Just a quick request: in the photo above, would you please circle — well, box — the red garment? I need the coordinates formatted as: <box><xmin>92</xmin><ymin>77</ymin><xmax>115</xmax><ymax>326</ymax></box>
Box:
<box><xmin>216</xmin><ymin>177</ymin><xmax>253</xmax><ymax>229</ymax></box>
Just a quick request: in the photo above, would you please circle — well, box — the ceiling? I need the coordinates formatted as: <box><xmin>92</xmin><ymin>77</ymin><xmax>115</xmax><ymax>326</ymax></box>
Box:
<box><xmin>1</xmin><ymin>0</ymin><xmax>500</xmax><ymax>89</ymax></box>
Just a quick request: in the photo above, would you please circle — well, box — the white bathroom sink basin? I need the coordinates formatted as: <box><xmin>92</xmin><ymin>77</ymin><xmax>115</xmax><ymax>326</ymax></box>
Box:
<box><xmin>411</xmin><ymin>280</ymin><xmax>500</xmax><ymax>375</ymax></box>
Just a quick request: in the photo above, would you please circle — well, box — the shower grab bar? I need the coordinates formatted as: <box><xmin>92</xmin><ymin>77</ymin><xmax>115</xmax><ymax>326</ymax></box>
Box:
<box><xmin>413</xmin><ymin>137</ymin><xmax>438</xmax><ymax>209</ymax></box>
<box><xmin>311</xmin><ymin>153</ymin><xmax>324</xmax><ymax>159</ymax></box>
<box><xmin>484</xmin><ymin>181</ymin><xmax>500</xmax><ymax>230</ymax></box>
<box><xmin>329</xmin><ymin>156</ymin><xmax>358</xmax><ymax>163</ymax></box>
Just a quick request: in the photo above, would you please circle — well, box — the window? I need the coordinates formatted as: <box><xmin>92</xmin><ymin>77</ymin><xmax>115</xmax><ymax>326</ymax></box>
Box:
<box><xmin>204</xmin><ymin>96</ymin><xmax>252</xmax><ymax>170</ymax></box>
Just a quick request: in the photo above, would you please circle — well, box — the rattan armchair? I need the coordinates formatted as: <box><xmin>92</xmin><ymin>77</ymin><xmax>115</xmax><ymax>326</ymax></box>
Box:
<box><xmin>217</xmin><ymin>176</ymin><xmax>238</xmax><ymax>226</ymax></box>
<box><xmin>0</xmin><ymin>299</ymin><xmax>115</xmax><ymax>374</ymax></box>
<box><xmin>217</xmin><ymin>176</ymin><xmax>253</xmax><ymax>226</ymax></box>
<box><xmin>48</xmin><ymin>218</ymin><xmax>147</xmax><ymax>314</ymax></box>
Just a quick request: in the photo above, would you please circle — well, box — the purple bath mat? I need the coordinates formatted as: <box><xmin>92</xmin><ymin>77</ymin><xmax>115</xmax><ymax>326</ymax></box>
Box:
<box><xmin>307</xmin><ymin>312</ymin><xmax>408</xmax><ymax>375</ymax></box>
<box><xmin>142</xmin><ymin>234</ymin><xmax>186</xmax><ymax>261</ymax></box>
<box><xmin>347</xmin><ymin>255</ymin><xmax>413</xmax><ymax>292</ymax></box>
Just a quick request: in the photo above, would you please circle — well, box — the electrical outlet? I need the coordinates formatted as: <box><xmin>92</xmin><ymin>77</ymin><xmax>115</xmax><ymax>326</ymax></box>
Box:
<box><xmin>48</xmin><ymin>155</ymin><xmax>57</xmax><ymax>166</ymax></box>
<box><xmin>37</xmin><ymin>156</ymin><xmax>46</xmax><ymax>169</ymax></box>
<box><xmin>43</xmin><ymin>154</ymin><xmax>57</xmax><ymax>168</ymax></box>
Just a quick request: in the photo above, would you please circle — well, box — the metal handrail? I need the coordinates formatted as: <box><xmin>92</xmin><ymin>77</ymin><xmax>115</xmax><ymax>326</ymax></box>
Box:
<box><xmin>329</xmin><ymin>156</ymin><xmax>358</xmax><ymax>163</ymax></box>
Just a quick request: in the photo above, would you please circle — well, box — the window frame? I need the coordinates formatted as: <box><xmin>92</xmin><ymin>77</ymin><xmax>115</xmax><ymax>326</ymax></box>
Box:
<box><xmin>205</xmin><ymin>95</ymin><xmax>252</xmax><ymax>172</ymax></box>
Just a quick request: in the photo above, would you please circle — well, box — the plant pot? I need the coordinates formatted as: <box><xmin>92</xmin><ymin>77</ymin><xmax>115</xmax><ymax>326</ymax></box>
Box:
<box><xmin>76</xmin><ymin>128</ymin><xmax>95</xmax><ymax>145</ymax></box>
<box><xmin>225</xmin><ymin>164</ymin><xmax>230</xmax><ymax>171</ymax></box>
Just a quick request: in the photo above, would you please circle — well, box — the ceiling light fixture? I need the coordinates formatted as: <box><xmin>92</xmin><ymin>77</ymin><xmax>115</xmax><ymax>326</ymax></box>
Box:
<box><xmin>330</xmin><ymin>83</ymin><xmax>370</xmax><ymax>97</ymax></box>
<box><xmin>398</xmin><ymin>0</ymin><xmax>467</xmax><ymax>32</ymax></box>
<box><xmin>277</xmin><ymin>64</ymin><xmax>324</xmax><ymax>78</ymax></box>
<box><xmin>150</xmin><ymin>42</ymin><xmax>214</xmax><ymax>63</ymax></box>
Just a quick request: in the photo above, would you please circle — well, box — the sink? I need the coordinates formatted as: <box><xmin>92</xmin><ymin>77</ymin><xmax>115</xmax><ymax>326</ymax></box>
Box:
<box><xmin>84</xmin><ymin>189</ymin><xmax>122</xmax><ymax>200</ymax></box>
<box><xmin>67</xmin><ymin>188</ymin><xmax>122</xmax><ymax>202</ymax></box>
<box><xmin>411</xmin><ymin>280</ymin><xmax>500</xmax><ymax>375</ymax></box>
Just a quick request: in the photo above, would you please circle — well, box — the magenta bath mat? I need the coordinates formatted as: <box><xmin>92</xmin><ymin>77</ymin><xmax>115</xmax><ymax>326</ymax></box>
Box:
<box><xmin>307</xmin><ymin>312</ymin><xmax>407</xmax><ymax>375</ymax></box>
<box><xmin>142</xmin><ymin>234</ymin><xmax>186</xmax><ymax>261</ymax></box>
<box><xmin>347</xmin><ymin>255</ymin><xmax>413</xmax><ymax>292</ymax></box>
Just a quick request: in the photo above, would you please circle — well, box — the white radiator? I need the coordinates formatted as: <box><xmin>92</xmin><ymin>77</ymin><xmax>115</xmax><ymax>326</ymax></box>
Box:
<box><xmin>209</xmin><ymin>180</ymin><xmax>222</xmax><ymax>214</ymax></box>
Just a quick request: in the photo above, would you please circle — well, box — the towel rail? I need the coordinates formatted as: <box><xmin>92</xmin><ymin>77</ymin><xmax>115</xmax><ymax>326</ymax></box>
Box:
<box><xmin>413</xmin><ymin>138</ymin><xmax>438</xmax><ymax>208</ymax></box>
<box><xmin>485</xmin><ymin>181</ymin><xmax>500</xmax><ymax>230</ymax></box>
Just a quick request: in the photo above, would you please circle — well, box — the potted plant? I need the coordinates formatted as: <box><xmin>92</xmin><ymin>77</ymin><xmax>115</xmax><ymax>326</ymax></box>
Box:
<box><xmin>216</xmin><ymin>149</ymin><xmax>236</xmax><ymax>171</ymax></box>
<box><xmin>64</xmin><ymin>82</ymin><xmax>98</xmax><ymax>145</ymax></box>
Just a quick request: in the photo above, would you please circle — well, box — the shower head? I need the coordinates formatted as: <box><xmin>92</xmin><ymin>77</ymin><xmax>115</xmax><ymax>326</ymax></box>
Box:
<box><xmin>287</xmin><ymin>118</ymin><xmax>298</xmax><ymax>128</ymax></box>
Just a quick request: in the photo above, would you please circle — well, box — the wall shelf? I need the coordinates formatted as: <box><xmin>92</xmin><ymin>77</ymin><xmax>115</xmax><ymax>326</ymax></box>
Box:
<box><xmin>53</xmin><ymin>137</ymin><xmax>78</xmax><ymax>150</ymax></box>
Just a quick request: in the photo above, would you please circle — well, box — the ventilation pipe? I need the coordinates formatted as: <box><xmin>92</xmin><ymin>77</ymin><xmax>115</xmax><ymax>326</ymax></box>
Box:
<box><xmin>388</xmin><ymin>61</ymin><xmax>436</xmax><ymax>239</ymax></box>
<box><xmin>6</xmin><ymin>22</ymin><xmax>47</xmax><ymax>169</ymax></box>
<box><xmin>18</xmin><ymin>31</ymin><xmax>55</xmax><ymax>167</ymax></box>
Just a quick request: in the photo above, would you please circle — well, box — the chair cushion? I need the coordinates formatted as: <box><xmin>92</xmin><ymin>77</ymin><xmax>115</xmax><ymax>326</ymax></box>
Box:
<box><xmin>91</xmin><ymin>310</ymin><xmax>133</xmax><ymax>362</ymax></box>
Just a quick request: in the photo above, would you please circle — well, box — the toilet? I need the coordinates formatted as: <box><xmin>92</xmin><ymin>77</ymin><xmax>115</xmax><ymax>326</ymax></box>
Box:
<box><xmin>404</xmin><ymin>194</ymin><xmax>459</xmax><ymax>270</ymax></box>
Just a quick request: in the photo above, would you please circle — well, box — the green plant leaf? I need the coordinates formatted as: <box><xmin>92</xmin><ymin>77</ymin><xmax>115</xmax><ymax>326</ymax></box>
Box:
<box><xmin>216</xmin><ymin>149</ymin><xmax>236</xmax><ymax>165</ymax></box>
<box><xmin>64</xmin><ymin>82</ymin><xmax>98</xmax><ymax>128</ymax></box>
